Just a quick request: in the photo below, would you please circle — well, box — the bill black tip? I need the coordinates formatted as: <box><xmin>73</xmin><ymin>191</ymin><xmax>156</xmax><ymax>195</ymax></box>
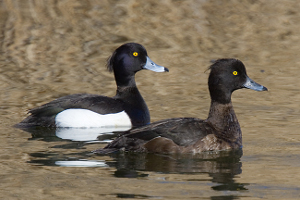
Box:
<box><xmin>262</xmin><ymin>86</ymin><xmax>268</xmax><ymax>91</ymax></box>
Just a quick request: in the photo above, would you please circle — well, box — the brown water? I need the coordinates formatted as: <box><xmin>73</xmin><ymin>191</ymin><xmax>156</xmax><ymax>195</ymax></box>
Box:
<box><xmin>0</xmin><ymin>0</ymin><xmax>300</xmax><ymax>199</ymax></box>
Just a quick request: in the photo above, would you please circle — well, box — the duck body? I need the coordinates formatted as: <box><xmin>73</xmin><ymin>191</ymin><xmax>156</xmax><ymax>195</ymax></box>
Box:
<box><xmin>95</xmin><ymin>102</ymin><xmax>241</xmax><ymax>154</ymax></box>
<box><xmin>18</xmin><ymin>90</ymin><xmax>148</xmax><ymax>128</ymax></box>
<box><xmin>15</xmin><ymin>43</ymin><xmax>168</xmax><ymax>128</ymax></box>
<box><xmin>94</xmin><ymin>58</ymin><xmax>267</xmax><ymax>154</ymax></box>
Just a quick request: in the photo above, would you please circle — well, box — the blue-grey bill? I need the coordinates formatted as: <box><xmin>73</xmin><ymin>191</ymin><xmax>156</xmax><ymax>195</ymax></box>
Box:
<box><xmin>143</xmin><ymin>56</ymin><xmax>169</xmax><ymax>72</ymax></box>
<box><xmin>243</xmin><ymin>76</ymin><xmax>268</xmax><ymax>91</ymax></box>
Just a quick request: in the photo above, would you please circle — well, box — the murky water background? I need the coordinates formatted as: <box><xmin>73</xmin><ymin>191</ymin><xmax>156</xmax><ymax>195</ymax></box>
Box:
<box><xmin>0</xmin><ymin>0</ymin><xmax>300</xmax><ymax>199</ymax></box>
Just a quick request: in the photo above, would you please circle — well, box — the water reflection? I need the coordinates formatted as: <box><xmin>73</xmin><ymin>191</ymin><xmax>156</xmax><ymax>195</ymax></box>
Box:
<box><xmin>114</xmin><ymin>193</ymin><xmax>160</xmax><ymax>199</ymax></box>
<box><xmin>28</xmin><ymin>151</ymin><xmax>94</xmax><ymax>166</ymax></box>
<box><xmin>55</xmin><ymin>160</ymin><xmax>108</xmax><ymax>167</ymax></box>
<box><xmin>24</xmin><ymin>126</ymin><xmax>246</xmax><ymax>198</ymax></box>
<box><xmin>28</xmin><ymin>135</ymin><xmax>245</xmax><ymax>193</ymax></box>
<box><xmin>25</xmin><ymin>127</ymin><xmax>244</xmax><ymax>175</ymax></box>
<box><xmin>107</xmin><ymin>150</ymin><xmax>246</xmax><ymax>192</ymax></box>
<box><xmin>104</xmin><ymin>151</ymin><xmax>247</xmax><ymax>199</ymax></box>
<box><xmin>106</xmin><ymin>150</ymin><xmax>243</xmax><ymax>174</ymax></box>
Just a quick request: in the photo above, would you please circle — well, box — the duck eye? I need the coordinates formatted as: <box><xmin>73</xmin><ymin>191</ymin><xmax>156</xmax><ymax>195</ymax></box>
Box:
<box><xmin>133</xmin><ymin>52</ymin><xmax>138</xmax><ymax>57</ymax></box>
<box><xmin>233</xmin><ymin>71</ymin><xmax>238</xmax><ymax>75</ymax></box>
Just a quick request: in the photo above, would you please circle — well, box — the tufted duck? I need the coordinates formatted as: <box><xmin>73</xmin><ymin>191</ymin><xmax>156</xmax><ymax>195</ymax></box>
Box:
<box><xmin>15</xmin><ymin>43</ymin><xmax>168</xmax><ymax>128</ymax></box>
<box><xmin>94</xmin><ymin>58</ymin><xmax>267</xmax><ymax>154</ymax></box>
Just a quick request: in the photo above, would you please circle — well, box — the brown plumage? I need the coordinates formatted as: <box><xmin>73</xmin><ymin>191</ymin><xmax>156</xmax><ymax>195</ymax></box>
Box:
<box><xmin>94</xmin><ymin>58</ymin><xmax>267</xmax><ymax>154</ymax></box>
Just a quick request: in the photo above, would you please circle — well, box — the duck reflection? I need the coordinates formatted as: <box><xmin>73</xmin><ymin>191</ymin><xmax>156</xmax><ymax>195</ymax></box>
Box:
<box><xmin>25</xmin><ymin>127</ymin><xmax>246</xmax><ymax>194</ymax></box>
<box><xmin>105</xmin><ymin>150</ymin><xmax>247</xmax><ymax>193</ymax></box>
<box><xmin>106</xmin><ymin>150</ymin><xmax>242</xmax><ymax>174</ymax></box>
<box><xmin>29</xmin><ymin>144</ymin><xmax>245</xmax><ymax>192</ymax></box>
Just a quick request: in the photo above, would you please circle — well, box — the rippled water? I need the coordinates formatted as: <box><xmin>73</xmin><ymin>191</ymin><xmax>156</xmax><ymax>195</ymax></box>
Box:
<box><xmin>1</xmin><ymin>1</ymin><xmax>300</xmax><ymax>199</ymax></box>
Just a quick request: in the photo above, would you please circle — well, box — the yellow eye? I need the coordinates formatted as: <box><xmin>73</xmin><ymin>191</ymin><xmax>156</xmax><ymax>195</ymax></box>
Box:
<box><xmin>133</xmin><ymin>52</ymin><xmax>138</xmax><ymax>57</ymax></box>
<box><xmin>233</xmin><ymin>71</ymin><xmax>238</xmax><ymax>75</ymax></box>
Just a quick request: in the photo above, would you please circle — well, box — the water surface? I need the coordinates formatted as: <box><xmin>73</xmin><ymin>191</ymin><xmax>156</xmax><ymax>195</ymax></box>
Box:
<box><xmin>1</xmin><ymin>1</ymin><xmax>300</xmax><ymax>199</ymax></box>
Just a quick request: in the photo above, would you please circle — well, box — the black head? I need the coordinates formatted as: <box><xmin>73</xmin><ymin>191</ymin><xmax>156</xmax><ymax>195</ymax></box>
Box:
<box><xmin>208</xmin><ymin>59</ymin><xmax>267</xmax><ymax>104</ymax></box>
<box><xmin>106</xmin><ymin>43</ymin><xmax>168</xmax><ymax>86</ymax></box>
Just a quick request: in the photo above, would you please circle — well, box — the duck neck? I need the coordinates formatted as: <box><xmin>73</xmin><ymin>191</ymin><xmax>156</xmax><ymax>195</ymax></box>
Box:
<box><xmin>115</xmin><ymin>85</ymin><xmax>143</xmax><ymax>102</ymax></box>
<box><xmin>206</xmin><ymin>100</ymin><xmax>242</xmax><ymax>148</ymax></box>
<box><xmin>114</xmin><ymin>71</ymin><xmax>136</xmax><ymax>87</ymax></box>
<box><xmin>114</xmin><ymin>85</ymin><xmax>150</xmax><ymax>126</ymax></box>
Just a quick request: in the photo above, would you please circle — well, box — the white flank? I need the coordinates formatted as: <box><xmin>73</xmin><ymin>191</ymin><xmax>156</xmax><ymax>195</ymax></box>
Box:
<box><xmin>55</xmin><ymin>109</ymin><xmax>132</xmax><ymax>128</ymax></box>
<box><xmin>55</xmin><ymin>127</ymin><xmax>131</xmax><ymax>141</ymax></box>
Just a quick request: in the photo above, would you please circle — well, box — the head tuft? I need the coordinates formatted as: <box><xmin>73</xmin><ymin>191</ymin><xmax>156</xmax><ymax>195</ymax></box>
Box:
<box><xmin>106</xmin><ymin>51</ymin><xmax>116</xmax><ymax>72</ymax></box>
<box><xmin>208</xmin><ymin>58</ymin><xmax>241</xmax><ymax>71</ymax></box>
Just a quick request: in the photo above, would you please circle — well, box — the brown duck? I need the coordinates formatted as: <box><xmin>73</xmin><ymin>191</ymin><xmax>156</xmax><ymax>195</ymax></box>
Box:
<box><xmin>94</xmin><ymin>58</ymin><xmax>267</xmax><ymax>154</ymax></box>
